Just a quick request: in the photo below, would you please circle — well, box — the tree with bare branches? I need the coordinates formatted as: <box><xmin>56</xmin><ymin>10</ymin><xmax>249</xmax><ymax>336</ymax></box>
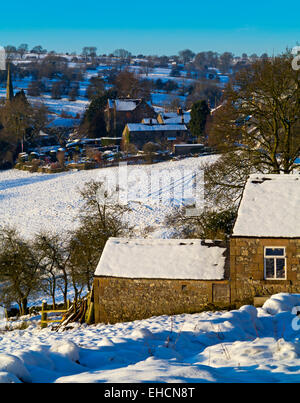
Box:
<box><xmin>0</xmin><ymin>228</ymin><xmax>42</xmax><ymax>315</ymax></box>
<box><xmin>206</xmin><ymin>54</ymin><xmax>300</xmax><ymax>208</ymax></box>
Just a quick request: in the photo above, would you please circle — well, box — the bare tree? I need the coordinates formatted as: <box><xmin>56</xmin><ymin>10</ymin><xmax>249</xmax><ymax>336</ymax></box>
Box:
<box><xmin>33</xmin><ymin>233</ymin><xmax>70</xmax><ymax>307</ymax></box>
<box><xmin>18</xmin><ymin>44</ymin><xmax>28</xmax><ymax>59</ymax></box>
<box><xmin>210</xmin><ymin>54</ymin><xmax>300</xmax><ymax>174</ymax></box>
<box><xmin>0</xmin><ymin>228</ymin><xmax>42</xmax><ymax>315</ymax></box>
<box><xmin>114</xmin><ymin>70</ymin><xmax>151</xmax><ymax>100</ymax></box>
<box><xmin>204</xmin><ymin>54</ymin><xmax>300</xmax><ymax>211</ymax></box>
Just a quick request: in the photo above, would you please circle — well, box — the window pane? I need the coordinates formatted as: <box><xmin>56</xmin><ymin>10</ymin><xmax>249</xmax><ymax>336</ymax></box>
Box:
<box><xmin>265</xmin><ymin>248</ymin><xmax>284</xmax><ymax>256</ymax></box>
<box><xmin>276</xmin><ymin>259</ymin><xmax>286</xmax><ymax>279</ymax></box>
<box><xmin>265</xmin><ymin>258</ymin><xmax>275</xmax><ymax>278</ymax></box>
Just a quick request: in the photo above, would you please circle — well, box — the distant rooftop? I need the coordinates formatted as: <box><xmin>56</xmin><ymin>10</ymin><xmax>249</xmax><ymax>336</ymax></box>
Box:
<box><xmin>233</xmin><ymin>174</ymin><xmax>300</xmax><ymax>238</ymax></box>
<box><xmin>126</xmin><ymin>123</ymin><xmax>187</xmax><ymax>132</ymax></box>
<box><xmin>164</xmin><ymin>115</ymin><xmax>191</xmax><ymax>124</ymax></box>
<box><xmin>107</xmin><ymin>99</ymin><xmax>142</xmax><ymax>112</ymax></box>
<box><xmin>160</xmin><ymin>111</ymin><xmax>191</xmax><ymax>125</ymax></box>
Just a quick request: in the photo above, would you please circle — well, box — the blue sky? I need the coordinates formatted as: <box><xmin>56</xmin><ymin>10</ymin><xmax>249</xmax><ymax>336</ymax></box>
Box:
<box><xmin>0</xmin><ymin>0</ymin><xmax>299</xmax><ymax>55</ymax></box>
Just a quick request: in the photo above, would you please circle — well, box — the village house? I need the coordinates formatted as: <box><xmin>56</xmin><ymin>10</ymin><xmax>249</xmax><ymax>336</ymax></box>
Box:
<box><xmin>105</xmin><ymin>98</ymin><xmax>157</xmax><ymax>137</ymax></box>
<box><xmin>157</xmin><ymin>108</ymin><xmax>191</xmax><ymax>125</ymax></box>
<box><xmin>122</xmin><ymin>123</ymin><xmax>190</xmax><ymax>150</ymax></box>
<box><xmin>93</xmin><ymin>173</ymin><xmax>300</xmax><ymax>324</ymax></box>
<box><xmin>230</xmin><ymin>174</ymin><xmax>300</xmax><ymax>305</ymax></box>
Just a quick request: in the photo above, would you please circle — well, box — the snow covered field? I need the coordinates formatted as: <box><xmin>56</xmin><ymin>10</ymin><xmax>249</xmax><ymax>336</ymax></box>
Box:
<box><xmin>2</xmin><ymin>158</ymin><xmax>299</xmax><ymax>383</ymax></box>
<box><xmin>0</xmin><ymin>156</ymin><xmax>215</xmax><ymax>239</ymax></box>
<box><xmin>1</xmin><ymin>293</ymin><xmax>300</xmax><ymax>383</ymax></box>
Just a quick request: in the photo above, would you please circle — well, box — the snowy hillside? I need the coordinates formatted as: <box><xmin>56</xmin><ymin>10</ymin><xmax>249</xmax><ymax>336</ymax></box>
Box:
<box><xmin>0</xmin><ymin>156</ymin><xmax>216</xmax><ymax>239</ymax></box>
<box><xmin>1</xmin><ymin>294</ymin><xmax>300</xmax><ymax>383</ymax></box>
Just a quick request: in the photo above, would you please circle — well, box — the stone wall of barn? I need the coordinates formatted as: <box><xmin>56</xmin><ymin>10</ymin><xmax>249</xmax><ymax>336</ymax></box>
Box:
<box><xmin>93</xmin><ymin>277</ymin><xmax>230</xmax><ymax>324</ymax></box>
<box><xmin>230</xmin><ymin>238</ymin><xmax>300</xmax><ymax>303</ymax></box>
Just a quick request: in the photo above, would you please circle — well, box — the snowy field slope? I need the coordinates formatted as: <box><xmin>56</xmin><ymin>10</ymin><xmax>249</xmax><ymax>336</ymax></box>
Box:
<box><xmin>1</xmin><ymin>294</ymin><xmax>300</xmax><ymax>383</ymax></box>
<box><xmin>0</xmin><ymin>156</ymin><xmax>216</xmax><ymax>239</ymax></box>
<box><xmin>30</xmin><ymin>96</ymin><xmax>89</xmax><ymax>117</ymax></box>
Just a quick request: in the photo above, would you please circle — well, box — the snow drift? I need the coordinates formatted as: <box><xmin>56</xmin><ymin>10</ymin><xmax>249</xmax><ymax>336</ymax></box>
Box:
<box><xmin>1</xmin><ymin>293</ymin><xmax>300</xmax><ymax>383</ymax></box>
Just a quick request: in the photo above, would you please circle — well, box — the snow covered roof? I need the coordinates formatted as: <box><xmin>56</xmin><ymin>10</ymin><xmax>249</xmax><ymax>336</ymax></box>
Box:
<box><xmin>115</xmin><ymin>100</ymin><xmax>139</xmax><ymax>111</ymax></box>
<box><xmin>164</xmin><ymin>115</ymin><xmax>191</xmax><ymax>124</ymax></box>
<box><xmin>233</xmin><ymin>174</ymin><xmax>300</xmax><ymax>238</ymax></box>
<box><xmin>108</xmin><ymin>99</ymin><xmax>141</xmax><ymax>111</ymax></box>
<box><xmin>95</xmin><ymin>238</ymin><xmax>226</xmax><ymax>280</ymax></box>
<box><xmin>126</xmin><ymin>124</ymin><xmax>187</xmax><ymax>132</ymax></box>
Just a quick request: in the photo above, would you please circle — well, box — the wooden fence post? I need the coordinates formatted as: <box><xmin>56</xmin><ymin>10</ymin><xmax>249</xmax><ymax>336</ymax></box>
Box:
<box><xmin>86</xmin><ymin>302</ymin><xmax>94</xmax><ymax>325</ymax></box>
<box><xmin>41</xmin><ymin>301</ymin><xmax>48</xmax><ymax>329</ymax></box>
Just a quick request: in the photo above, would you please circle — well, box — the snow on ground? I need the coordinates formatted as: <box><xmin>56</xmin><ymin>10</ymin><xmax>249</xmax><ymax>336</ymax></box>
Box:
<box><xmin>0</xmin><ymin>74</ymin><xmax>90</xmax><ymax>119</ymax></box>
<box><xmin>139</xmin><ymin>67</ymin><xmax>196</xmax><ymax>86</ymax></box>
<box><xmin>29</xmin><ymin>95</ymin><xmax>89</xmax><ymax>117</ymax></box>
<box><xmin>0</xmin><ymin>90</ymin><xmax>89</xmax><ymax>120</ymax></box>
<box><xmin>0</xmin><ymin>156</ymin><xmax>216</xmax><ymax>239</ymax></box>
<box><xmin>151</xmin><ymin>92</ymin><xmax>186</xmax><ymax>107</ymax></box>
<box><xmin>0</xmin><ymin>294</ymin><xmax>300</xmax><ymax>383</ymax></box>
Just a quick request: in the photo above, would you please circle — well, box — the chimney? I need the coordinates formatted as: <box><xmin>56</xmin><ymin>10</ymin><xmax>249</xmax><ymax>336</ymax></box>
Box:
<box><xmin>149</xmin><ymin>118</ymin><xmax>153</xmax><ymax>125</ymax></box>
<box><xmin>181</xmin><ymin>115</ymin><xmax>185</xmax><ymax>124</ymax></box>
<box><xmin>177</xmin><ymin>107</ymin><xmax>183</xmax><ymax>116</ymax></box>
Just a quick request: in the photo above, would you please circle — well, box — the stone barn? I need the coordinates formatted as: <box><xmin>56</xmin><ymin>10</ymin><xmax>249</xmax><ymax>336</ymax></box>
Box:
<box><xmin>230</xmin><ymin>174</ymin><xmax>300</xmax><ymax>305</ymax></box>
<box><xmin>93</xmin><ymin>239</ymin><xmax>230</xmax><ymax>324</ymax></box>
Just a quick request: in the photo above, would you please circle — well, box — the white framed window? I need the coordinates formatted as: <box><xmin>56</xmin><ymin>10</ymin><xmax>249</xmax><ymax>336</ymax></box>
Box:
<box><xmin>264</xmin><ymin>247</ymin><xmax>287</xmax><ymax>280</ymax></box>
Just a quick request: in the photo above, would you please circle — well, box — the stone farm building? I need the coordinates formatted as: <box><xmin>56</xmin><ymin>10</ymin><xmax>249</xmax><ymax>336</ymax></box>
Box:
<box><xmin>122</xmin><ymin>123</ymin><xmax>190</xmax><ymax>150</ymax></box>
<box><xmin>94</xmin><ymin>239</ymin><xmax>230</xmax><ymax>324</ymax></box>
<box><xmin>105</xmin><ymin>98</ymin><xmax>157</xmax><ymax>136</ymax></box>
<box><xmin>93</xmin><ymin>174</ymin><xmax>300</xmax><ymax>324</ymax></box>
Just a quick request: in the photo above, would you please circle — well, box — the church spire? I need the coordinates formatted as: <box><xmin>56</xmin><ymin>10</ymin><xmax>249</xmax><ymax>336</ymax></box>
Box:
<box><xmin>6</xmin><ymin>62</ymin><xmax>14</xmax><ymax>101</ymax></box>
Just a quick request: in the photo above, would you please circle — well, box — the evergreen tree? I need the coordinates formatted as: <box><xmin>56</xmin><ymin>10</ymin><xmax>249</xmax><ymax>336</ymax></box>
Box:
<box><xmin>80</xmin><ymin>90</ymin><xmax>116</xmax><ymax>138</ymax></box>
<box><xmin>6</xmin><ymin>62</ymin><xmax>14</xmax><ymax>101</ymax></box>
<box><xmin>189</xmin><ymin>100</ymin><xmax>211</xmax><ymax>141</ymax></box>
